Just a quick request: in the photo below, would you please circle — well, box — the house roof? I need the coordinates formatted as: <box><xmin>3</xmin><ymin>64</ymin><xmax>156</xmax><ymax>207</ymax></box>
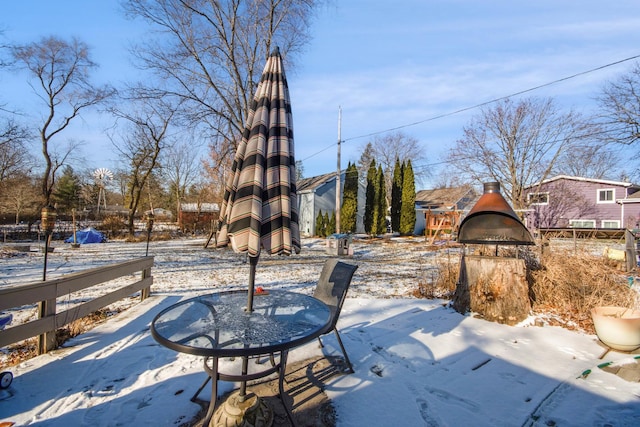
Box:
<box><xmin>297</xmin><ymin>171</ymin><xmax>339</xmax><ymax>193</ymax></box>
<box><xmin>626</xmin><ymin>190</ymin><xmax>640</xmax><ymax>199</ymax></box>
<box><xmin>525</xmin><ymin>175</ymin><xmax>640</xmax><ymax>190</ymax></box>
<box><xmin>616</xmin><ymin>188</ymin><xmax>640</xmax><ymax>203</ymax></box>
<box><xmin>415</xmin><ymin>185</ymin><xmax>476</xmax><ymax>210</ymax></box>
<box><xmin>180</xmin><ymin>203</ymin><xmax>219</xmax><ymax>212</ymax></box>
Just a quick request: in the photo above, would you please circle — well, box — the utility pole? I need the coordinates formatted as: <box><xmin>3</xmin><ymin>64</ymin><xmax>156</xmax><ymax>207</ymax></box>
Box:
<box><xmin>336</xmin><ymin>106</ymin><xmax>342</xmax><ymax>234</ymax></box>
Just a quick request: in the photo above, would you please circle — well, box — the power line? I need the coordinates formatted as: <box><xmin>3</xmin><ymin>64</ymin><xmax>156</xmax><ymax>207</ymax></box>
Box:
<box><xmin>301</xmin><ymin>54</ymin><xmax>640</xmax><ymax>163</ymax></box>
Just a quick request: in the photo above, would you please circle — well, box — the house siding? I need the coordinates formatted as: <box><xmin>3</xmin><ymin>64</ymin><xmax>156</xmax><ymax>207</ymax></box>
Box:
<box><xmin>524</xmin><ymin>177</ymin><xmax>640</xmax><ymax>229</ymax></box>
<box><xmin>297</xmin><ymin>172</ymin><xmax>365</xmax><ymax>237</ymax></box>
<box><xmin>178</xmin><ymin>203</ymin><xmax>220</xmax><ymax>233</ymax></box>
<box><xmin>298</xmin><ymin>191</ymin><xmax>316</xmax><ymax>236</ymax></box>
<box><xmin>298</xmin><ymin>177</ymin><xmax>338</xmax><ymax>237</ymax></box>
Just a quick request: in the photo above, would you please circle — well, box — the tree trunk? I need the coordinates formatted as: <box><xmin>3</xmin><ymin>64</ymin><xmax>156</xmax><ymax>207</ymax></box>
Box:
<box><xmin>452</xmin><ymin>254</ymin><xmax>531</xmax><ymax>326</ymax></box>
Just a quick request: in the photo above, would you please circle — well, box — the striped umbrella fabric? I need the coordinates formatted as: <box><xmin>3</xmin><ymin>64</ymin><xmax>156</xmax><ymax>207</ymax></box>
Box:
<box><xmin>217</xmin><ymin>47</ymin><xmax>300</xmax><ymax>274</ymax></box>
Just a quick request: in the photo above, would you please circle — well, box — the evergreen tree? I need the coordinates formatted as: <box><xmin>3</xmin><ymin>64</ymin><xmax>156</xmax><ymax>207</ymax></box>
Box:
<box><xmin>315</xmin><ymin>209</ymin><xmax>325</xmax><ymax>237</ymax></box>
<box><xmin>53</xmin><ymin>166</ymin><xmax>82</xmax><ymax>214</ymax></box>
<box><xmin>364</xmin><ymin>160</ymin><xmax>377</xmax><ymax>234</ymax></box>
<box><xmin>374</xmin><ymin>165</ymin><xmax>388</xmax><ymax>235</ymax></box>
<box><xmin>341</xmin><ymin>162</ymin><xmax>358</xmax><ymax>233</ymax></box>
<box><xmin>329</xmin><ymin>210</ymin><xmax>336</xmax><ymax>235</ymax></box>
<box><xmin>400</xmin><ymin>160</ymin><xmax>416</xmax><ymax>235</ymax></box>
<box><xmin>391</xmin><ymin>158</ymin><xmax>403</xmax><ymax>232</ymax></box>
<box><xmin>323</xmin><ymin>211</ymin><xmax>330</xmax><ymax>237</ymax></box>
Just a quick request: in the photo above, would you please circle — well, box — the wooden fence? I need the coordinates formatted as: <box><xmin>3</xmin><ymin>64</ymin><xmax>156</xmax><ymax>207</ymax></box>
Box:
<box><xmin>0</xmin><ymin>256</ymin><xmax>153</xmax><ymax>354</ymax></box>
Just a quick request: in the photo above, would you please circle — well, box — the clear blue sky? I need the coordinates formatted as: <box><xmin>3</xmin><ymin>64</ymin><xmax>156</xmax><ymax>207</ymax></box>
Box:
<box><xmin>3</xmin><ymin>1</ymin><xmax>640</xmax><ymax>187</ymax></box>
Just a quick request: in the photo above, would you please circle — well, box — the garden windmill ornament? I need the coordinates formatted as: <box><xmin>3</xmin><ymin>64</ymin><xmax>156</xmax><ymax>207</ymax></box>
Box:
<box><xmin>93</xmin><ymin>168</ymin><xmax>113</xmax><ymax>214</ymax></box>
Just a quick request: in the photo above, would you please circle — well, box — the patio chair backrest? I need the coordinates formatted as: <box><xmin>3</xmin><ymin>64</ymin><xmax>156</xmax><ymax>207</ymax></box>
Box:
<box><xmin>313</xmin><ymin>259</ymin><xmax>358</xmax><ymax>331</ymax></box>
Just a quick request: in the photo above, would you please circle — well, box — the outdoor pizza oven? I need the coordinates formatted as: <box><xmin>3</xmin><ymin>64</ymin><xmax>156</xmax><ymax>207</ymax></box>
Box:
<box><xmin>457</xmin><ymin>182</ymin><xmax>534</xmax><ymax>245</ymax></box>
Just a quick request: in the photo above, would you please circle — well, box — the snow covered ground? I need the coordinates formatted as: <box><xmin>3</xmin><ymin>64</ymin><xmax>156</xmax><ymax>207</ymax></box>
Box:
<box><xmin>1</xmin><ymin>236</ymin><xmax>640</xmax><ymax>426</ymax></box>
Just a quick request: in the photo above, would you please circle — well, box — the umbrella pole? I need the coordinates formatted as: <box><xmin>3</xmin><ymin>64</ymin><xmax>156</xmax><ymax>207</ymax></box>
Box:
<box><xmin>239</xmin><ymin>256</ymin><xmax>259</xmax><ymax>400</ymax></box>
<box><xmin>247</xmin><ymin>255</ymin><xmax>258</xmax><ymax>312</ymax></box>
<box><xmin>239</xmin><ymin>356</ymin><xmax>249</xmax><ymax>399</ymax></box>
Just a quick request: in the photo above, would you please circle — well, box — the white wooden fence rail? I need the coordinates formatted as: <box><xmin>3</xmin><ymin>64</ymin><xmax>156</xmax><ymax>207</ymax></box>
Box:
<box><xmin>0</xmin><ymin>256</ymin><xmax>153</xmax><ymax>354</ymax></box>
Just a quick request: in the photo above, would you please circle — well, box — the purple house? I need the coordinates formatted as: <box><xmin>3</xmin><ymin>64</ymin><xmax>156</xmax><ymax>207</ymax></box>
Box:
<box><xmin>523</xmin><ymin>175</ymin><xmax>640</xmax><ymax>230</ymax></box>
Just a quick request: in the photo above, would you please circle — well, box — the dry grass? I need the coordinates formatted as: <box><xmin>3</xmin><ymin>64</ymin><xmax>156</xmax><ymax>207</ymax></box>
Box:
<box><xmin>418</xmin><ymin>242</ymin><xmax>638</xmax><ymax>334</ymax></box>
<box><xmin>531</xmin><ymin>251</ymin><xmax>637</xmax><ymax>333</ymax></box>
<box><xmin>413</xmin><ymin>252</ymin><xmax>459</xmax><ymax>299</ymax></box>
<box><xmin>0</xmin><ymin>308</ymin><xmax>120</xmax><ymax>369</ymax></box>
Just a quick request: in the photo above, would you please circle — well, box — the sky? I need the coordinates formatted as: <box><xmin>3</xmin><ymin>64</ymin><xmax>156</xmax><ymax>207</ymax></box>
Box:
<box><xmin>3</xmin><ymin>1</ymin><xmax>640</xmax><ymax>188</ymax></box>
<box><xmin>2</xmin><ymin>237</ymin><xmax>640</xmax><ymax>426</ymax></box>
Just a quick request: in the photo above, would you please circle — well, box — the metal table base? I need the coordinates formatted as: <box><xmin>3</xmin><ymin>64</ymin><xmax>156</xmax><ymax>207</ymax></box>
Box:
<box><xmin>194</xmin><ymin>350</ymin><xmax>293</xmax><ymax>426</ymax></box>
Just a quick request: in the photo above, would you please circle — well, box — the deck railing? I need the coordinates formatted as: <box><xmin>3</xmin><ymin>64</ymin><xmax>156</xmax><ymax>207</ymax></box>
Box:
<box><xmin>0</xmin><ymin>256</ymin><xmax>153</xmax><ymax>354</ymax></box>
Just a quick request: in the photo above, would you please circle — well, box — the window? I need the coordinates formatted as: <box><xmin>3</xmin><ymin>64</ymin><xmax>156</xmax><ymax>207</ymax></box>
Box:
<box><xmin>601</xmin><ymin>220</ymin><xmax>620</xmax><ymax>229</ymax></box>
<box><xmin>527</xmin><ymin>192</ymin><xmax>549</xmax><ymax>205</ymax></box>
<box><xmin>597</xmin><ymin>188</ymin><xmax>615</xmax><ymax>203</ymax></box>
<box><xmin>569</xmin><ymin>219</ymin><xmax>595</xmax><ymax>228</ymax></box>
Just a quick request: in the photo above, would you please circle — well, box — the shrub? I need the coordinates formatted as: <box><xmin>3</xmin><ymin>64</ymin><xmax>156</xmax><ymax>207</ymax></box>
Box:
<box><xmin>101</xmin><ymin>215</ymin><xmax>127</xmax><ymax>237</ymax></box>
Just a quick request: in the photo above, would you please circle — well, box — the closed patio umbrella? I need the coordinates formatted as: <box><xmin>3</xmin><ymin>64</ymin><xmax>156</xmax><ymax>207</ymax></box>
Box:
<box><xmin>217</xmin><ymin>46</ymin><xmax>300</xmax><ymax>313</ymax></box>
<box><xmin>215</xmin><ymin>47</ymin><xmax>300</xmax><ymax>417</ymax></box>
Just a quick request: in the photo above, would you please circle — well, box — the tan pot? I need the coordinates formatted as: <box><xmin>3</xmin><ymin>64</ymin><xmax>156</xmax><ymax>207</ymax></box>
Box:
<box><xmin>591</xmin><ymin>306</ymin><xmax>640</xmax><ymax>351</ymax></box>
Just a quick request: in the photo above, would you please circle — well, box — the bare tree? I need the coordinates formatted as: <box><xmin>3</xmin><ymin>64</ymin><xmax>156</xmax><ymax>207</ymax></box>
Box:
<box><xmin>357</xmin><ymin>142</ymin><xmax>375</xmax><ymax>184</ymax></box>
<box><xmin>123</xmin><ymin>0</ymin><xmax>321</xmax><ymax>173</ymax></box>
<box><xmin>597</xmin><ymin>62</ymin><xmax>640</xmax><ymax>147</ymax></box>
<box><xmin>359</xmin><ymin>131</ymin><xmax>425</xmax><ymax>203</ymax></box>
<box><xmin>110</xmin><ymin>97</ymin><xmax>176</xmax><ymax>235</ymax></box>
<box><xmin>554</xmin><ymin>143</ymin><xmax>620</xmax><ymax>179</ymax></box>
<box><xmin>112</xmin><ymin>169</ymin><xmax>131</xmax><ymax>207</ymax></box>
<box><xmin>0</xmin><ymin>172</ymin><xmax>40</xmax><ymax>224</ymax></box>
<box><xmin>162</xmin><ymin>134</ymin><xmax>204</xmax><ymax>217</ymax></box>
<box><xmin>445</xmin><ymin>97</ymin><xmax>590</xmax><ymax>210</ymax></box>
<box><xmin>0</xmin><ymin>118</ymin><xmax>32</xmax><ymax>183</ymax></box>
<box><xmin>202</xmin><ymin>139</ymin><xmax>233</xmax><ymax>204</ymax></box>
<box><xmin>596</xmin><ymin>62</ymin><xmax>640</xmax><ymax>178</ymax></box>
<box><xmin>431</xmin><ymin>167</ymin><xmax>471</xmax><ymax>189</ymax></box>
<box><xmin>0</xmin><ymin>87</ymin><xmax>32</xmax><ymax>197</ymax></box>
<box><xmin>9</xmin><ymin>36</ymin><xmax>115</xmax><ymax>206</ymax></box>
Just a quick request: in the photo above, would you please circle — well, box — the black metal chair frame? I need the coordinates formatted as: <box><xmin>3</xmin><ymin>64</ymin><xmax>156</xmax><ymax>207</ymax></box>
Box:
<box><xmin>313</xmin><ymin>258</ymin><xmax>358</xmax><ymax>374</ymax></box>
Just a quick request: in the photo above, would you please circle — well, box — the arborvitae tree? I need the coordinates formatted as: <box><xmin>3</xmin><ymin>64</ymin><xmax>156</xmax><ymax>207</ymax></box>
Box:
<box><xmin>390</xmin><ymin>158</ymin><xmax>403</xmax><ymax>232</ymax></box>
<box><xmin>400</xmin><ymin>160</ymin><xmax>416</xmax><ymax>235</ymax></box>
<box><xmin>323</xmin><ymin>211</ymin><xmax>330</xmax><ymax>237</ymax></box>
<box><xmin>341</xmin><ymin>162</ymin><xmax>358</xmax><ymax>233</ymax></box>
<box><xmin>364</xmin><ymin>159</ymin><xmax>377</xmax><ymax>235</ymax></box>
<box><xmin>315</xmin><ymin>209</ymin><xmax>325</xmax><ymax>237</ymax></box>
<box><xmin>374</xmin><ymin>164</ymin><xmax>388</xmax><ymax>235</ymax></box>
<box><xmin>328</xmin><ymin>210</ymin><xmax>336</xmax><ymax>235</ymax></box>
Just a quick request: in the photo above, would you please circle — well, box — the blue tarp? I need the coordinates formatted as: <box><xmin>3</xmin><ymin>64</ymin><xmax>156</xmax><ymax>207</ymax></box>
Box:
<box><xmin>65</xmin><ymin>228</ymin><xmax>106</xmax><ymax>244</ymax></box>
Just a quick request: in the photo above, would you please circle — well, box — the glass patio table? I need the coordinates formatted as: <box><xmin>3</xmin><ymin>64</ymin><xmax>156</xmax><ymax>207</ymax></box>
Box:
<box><xmin>151</xmin><ymin>289</ymin><xmax>331</xmax><ymax>426</ymax></box>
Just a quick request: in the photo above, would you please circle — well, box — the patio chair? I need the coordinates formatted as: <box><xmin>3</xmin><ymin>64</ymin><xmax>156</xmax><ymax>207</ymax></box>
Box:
<box><xmin>314</xmin><ymin>258</ymin><xmax>358</xmax><ymax>373</ymax></box>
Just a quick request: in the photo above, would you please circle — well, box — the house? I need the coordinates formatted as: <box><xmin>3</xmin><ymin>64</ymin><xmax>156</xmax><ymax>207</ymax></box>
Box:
<box><xmin>297</xmin><ymin>171</ymin><xmax>365</xmax><ymax>237</ymax></box>
<box><xmin>178</xmin><ymin>203</ymin><xmax>220</xmax><ymax>233</ymax></box>
<box><xmin>523</xmin><ymin>175</ymin><xmax>640</xmax><ymax>230</ymax></box>
<box><xmin>99</xmin><ymin>204</ymin><xmax>129</xmax><ymax>216</ymax></box>
<box><xmin>146</xmin><ymin>208</ymin><xmax>173</xmax><ymax>221</ymax></box>
<box><xmin>414</xmin><ymin>185</ymin><xmax>478</xmax><ymax>237</ymax></box>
